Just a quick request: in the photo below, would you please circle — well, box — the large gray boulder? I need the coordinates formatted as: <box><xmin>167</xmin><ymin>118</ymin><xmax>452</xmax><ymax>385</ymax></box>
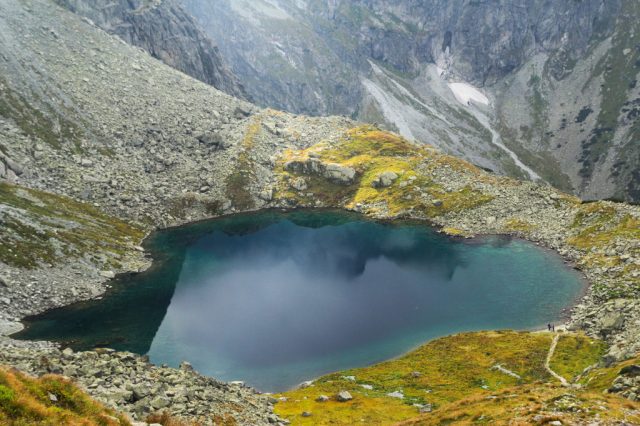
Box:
<box><xmin>371</xmin><ymin>171</ymin><xmax>398</xmax><ymax>188</ymax></box>
<box><xmin>284</xmin><ymin>158</ymin><xmax>356</xmax><ymax>185</ymax></box>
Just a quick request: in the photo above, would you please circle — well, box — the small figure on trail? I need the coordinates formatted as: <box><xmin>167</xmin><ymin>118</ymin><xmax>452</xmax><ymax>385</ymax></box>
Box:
<box><xmin>552</xmin><ymin>324</ymin><xmax>555</xmax><ymax>332</ymax></box>
<box><xmin>547</xmin><ymin>323</ymin><xmax>551</xmax><ymax>331</ymax></box>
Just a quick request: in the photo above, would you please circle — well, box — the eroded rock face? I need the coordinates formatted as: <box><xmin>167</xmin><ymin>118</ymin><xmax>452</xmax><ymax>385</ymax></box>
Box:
<box><xmin>180</xmin><ymin>0</ymin><xmax>618</xmax><ymax>114</ymax></box>
<box><xmin>55</xmin><ymin>0</ymin><xmax>247</xmax><ymax>99</ymax></box>
<box><xmin>284</xmin><ymin>158</ymin><xmax>356</xmax><ymax>185</ymax></box>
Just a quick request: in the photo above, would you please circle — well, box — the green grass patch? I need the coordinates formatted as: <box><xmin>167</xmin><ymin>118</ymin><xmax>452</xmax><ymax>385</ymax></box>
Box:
<box><xmin>275</xmin><ymin>331</ymin><xmax>606</xmax><ymax>425</ymax></box>
<box><xmin>549</xmin><ymin>334</ymin><xmax>607</xmax><ymax>381</ymax></box>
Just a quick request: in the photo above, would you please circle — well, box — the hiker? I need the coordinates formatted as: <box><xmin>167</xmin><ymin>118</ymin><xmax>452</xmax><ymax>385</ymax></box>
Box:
<box><xmin>547</xmin><ymin>323</ymin><xmax>551</xmax><ymax>331</ymax></box>
<box><xmin>552</xmin><ymin>324</ymin><xmax>555</xmax><ymax>332</ymax></box>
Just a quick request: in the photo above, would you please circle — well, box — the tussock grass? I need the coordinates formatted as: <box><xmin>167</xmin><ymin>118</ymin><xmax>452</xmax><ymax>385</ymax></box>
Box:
<box><xmin>0</xmin><ymin>366</ymin><xmax>130</xmax><ymax>425</ymax></box>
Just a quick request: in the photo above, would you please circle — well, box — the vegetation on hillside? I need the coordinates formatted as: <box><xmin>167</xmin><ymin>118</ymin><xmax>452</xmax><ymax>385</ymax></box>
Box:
<box><xmin>0</xmin><ymin>367</ymin><xmax>130</xmax><ymax>425</ymax></box>
<box><xmin>275</xmin><ymin>125</ymin><xmax>494</xmax><ymax>218</ymax></box>
<box><xmin>568</xmin><ymin>201</ymin><xmax>640</xmax><ymax>298</ymax></box>
<box><xmin>274</xmin><ymin>331</ymin><xmax>639</xmax><ymax>425</ymax></box>
<box><xmin>0</xmin><ymin>182</ymin><xmax>144</xmax><ymax>269</ymax></box>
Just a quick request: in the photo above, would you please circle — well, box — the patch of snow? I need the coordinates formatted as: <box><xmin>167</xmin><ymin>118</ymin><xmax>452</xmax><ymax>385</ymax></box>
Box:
<box><xmin>448</xmin><ymin>82</ymin><xmax>490</xmax><ymax>106</ymax></box>
<box><xmin>386</xmin><ymin>391</ymin><xmax>404</xmax><ymax>399</ymax></box>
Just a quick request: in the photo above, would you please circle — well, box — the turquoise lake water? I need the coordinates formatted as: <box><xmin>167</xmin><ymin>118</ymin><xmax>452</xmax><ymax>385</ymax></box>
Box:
<box><xmin>15</xmin><ymin>210</ymin><xmax>584</xmax><ymax>391</ymax></box>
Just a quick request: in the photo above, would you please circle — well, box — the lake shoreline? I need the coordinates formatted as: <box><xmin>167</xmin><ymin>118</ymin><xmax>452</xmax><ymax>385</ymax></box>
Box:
<box><xmin>13</xmin><ymin>209</ymin><xmax>589</xmax><ymax>393</ymax></box>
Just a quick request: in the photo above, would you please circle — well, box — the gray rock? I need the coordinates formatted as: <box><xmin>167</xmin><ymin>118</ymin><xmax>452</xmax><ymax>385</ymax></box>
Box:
<box><xmin>336</xmin><ymin>391</ymin><xmax>352</xmax><ymax>402</ymax></box>
<box><xmin>285</xmin><ymin>159</ymin><xmax>356</xmax><ymax>185</ymax></box>
<box><xmin>386</xmin><ymin>391</ymin><xmax>404</xmax><ymax>399</ymax></box>
<box><xmin>322</xmin><ymin>163</ymin><xmax>356</xmax><ymax>185</ymax></box>
<box><xmin>290</xmin><ymin>177</ymin><xmax>307</xmax><ymax>191</ymax></box>
<box><xmin>259</xmin><ymin>188</ymin><xmax>273</xmax><ymax>201</ymax></box>
<box><xmin>234</xmin><ymin>106</ymin><xmax>252</xmax><ymax>120</ymax></box>
<box><xmin>150</xmin><ymin>396</ymin><xmax>170</xmax><ymax>410</ymax></box>
<box><xmin>620</xmin><ymin>365</ymin><xmax>640</xmax><ymax>377</ymax></box>
<box><xmin>298</xmin><ymin>380</ymin><xmax>314</xmax><ymax>389</ymax></box>
<box><xmin>197</xmin><ymin>132</ymin><xmax>225</xmax><ymax>150</ymax></box>
<box><xmin>99</xmin><ymin>270</ymin><xmax>116</xmax><ymax>279</ymax></box>
<box><xmin>179</xmin><ymin>361</ymin><xmax>194</xmax><ymax>371</ymax></box>
<box><xmin>130</xmin><ymin>385</ymin><xmax>150</xmax><ymax>401</ymax></box>
<box><xmin>372</xmin><ymin>171</ymin><xmax>398</xmax><ymax>188</ymax></box>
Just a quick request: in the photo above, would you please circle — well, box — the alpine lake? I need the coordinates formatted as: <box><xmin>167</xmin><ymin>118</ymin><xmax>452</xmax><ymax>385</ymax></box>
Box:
<box><xmin>15</xmin><ymin>210</ymin><xmax>585</xmax><ymax>392</ymax></box>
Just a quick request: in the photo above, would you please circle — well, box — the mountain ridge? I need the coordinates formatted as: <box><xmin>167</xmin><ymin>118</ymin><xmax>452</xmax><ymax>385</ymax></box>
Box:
<box><xmin>182</xmin><ymin>0</ymin><xmax>639</xmax><ymax>204</ymax></box>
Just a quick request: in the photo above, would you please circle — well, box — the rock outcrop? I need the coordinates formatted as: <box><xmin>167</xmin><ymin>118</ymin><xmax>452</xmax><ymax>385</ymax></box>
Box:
<box><xmin>56</xmin><ymin>0</ymin><xmax>247</xmax><ymax>99</ymax></box>
<box><xmin>284</xmin><ymin>158</ymin><xmax>357</xmax><ymax>185</ymax></box>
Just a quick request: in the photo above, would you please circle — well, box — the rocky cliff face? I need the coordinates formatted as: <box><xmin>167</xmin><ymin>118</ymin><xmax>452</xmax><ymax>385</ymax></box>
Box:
<box><xmin>182</xmin><ymin>0</ymin><xmax>640</xmax><ymax>204</ymax></box>
<box><xmin>56</xmin><ymin>0</ymin><xmax>247</xmax><ymax>99</ymax></box>
<box><xmin>181</xmin><ymin>0</ymin><xmax>363</xmax><ymax>116</ymax></box>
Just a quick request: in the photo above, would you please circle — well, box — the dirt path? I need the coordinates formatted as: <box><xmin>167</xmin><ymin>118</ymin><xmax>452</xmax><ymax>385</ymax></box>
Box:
<box><xmin>545</xmin><ymin>333</ymin><xmax>570</xmax><ymax>386</ymax></box>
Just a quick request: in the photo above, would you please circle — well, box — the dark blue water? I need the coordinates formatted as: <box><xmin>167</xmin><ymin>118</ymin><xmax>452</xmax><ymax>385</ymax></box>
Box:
<box><xmin>15</xmin><ymin>210</ymin><xmax>584</xmax><ymax>391</ymax></box>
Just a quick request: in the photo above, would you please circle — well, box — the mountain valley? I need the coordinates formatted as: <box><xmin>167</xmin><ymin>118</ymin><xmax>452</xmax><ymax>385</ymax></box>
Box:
<box><xmin>0</xmin><ymin>1</ymin><xmax>639</xmax><ymax>425</ymax></box>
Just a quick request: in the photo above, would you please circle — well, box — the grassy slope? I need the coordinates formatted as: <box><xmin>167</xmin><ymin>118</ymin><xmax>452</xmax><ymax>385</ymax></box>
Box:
<box><xmin>0</xmin><ymin>182</ymin><xmax>145</xmax><ymax>269</ymax></box>
<box><xmin>276</xmin><ymin>126</ymin><xmax>494</xmax><ymax>218</ymax></box>
<box><xmin>0</xmin><ymin>367</ymin><xmax>130</xmax><ymax>425</ymax></box>
<box><xmin>399</xmin><ymin>382</ymin><xmax>639</xmax><ymax>425</ymax></box>
<box><xmin>273</xmin><ymin>331</ymin><xmax>639</xmax><ymax>425</ymax></box>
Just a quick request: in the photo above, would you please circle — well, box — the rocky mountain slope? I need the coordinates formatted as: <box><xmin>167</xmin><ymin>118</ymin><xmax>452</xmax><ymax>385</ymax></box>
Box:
<box><xmin>182</xmin><ymin>0</ymin><xmax>640</xmax><ymax>203</ymax></box>
<box><xmin>56</xmin><ymin>0</ymin><xmax>246</xmax><ymax>99</ymax></box>
<box><xmin>0</xmin><ymin>0</ymin><xmax>639</xmax><ymax>424</ymax></box>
